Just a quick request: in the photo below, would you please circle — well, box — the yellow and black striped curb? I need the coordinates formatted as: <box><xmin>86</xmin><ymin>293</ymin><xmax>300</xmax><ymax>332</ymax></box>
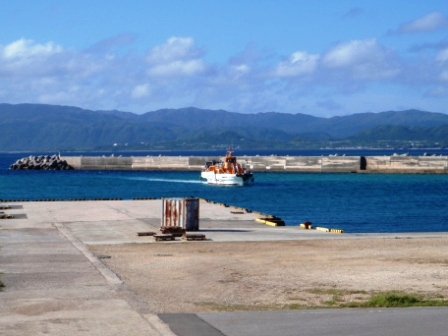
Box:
<box><xmin>330</xmin><ymin>229</ymin><xmax>344</xmax><ymax>234</ymax></box>
<box><xmin>256</xmin><ymin>218</ymin><xmax>281</xmax><ymax>226</ymax></box>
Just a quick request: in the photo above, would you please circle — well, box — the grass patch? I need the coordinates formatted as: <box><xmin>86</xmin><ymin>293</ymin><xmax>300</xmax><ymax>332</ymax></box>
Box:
<box><xmin>306</xmin><ymin>289</ymin><xmax>448</xmax><ymax>309</ymax></box>
<box><xmin>344</xmin><ymin>292</ymin><xmax>448</xmax><ymax>308</ymax></box>
<box><xmin>367</xmin><ymin>292</ymin><xmax>419</xmax><ymax>307</ymax></box>
<box><xmin>308</xmin><ymin>289</ymin><xmax>367</xmax><ymax>296</ymax></box>
<box><xmin>307</xmin><ymin>288</ymin><xmax>368</xmax><ymax>307</ymax></box>
<box><xmin>196</xmin><ymin>290</ymin><xmax>448</xmax><ymax>312</ymax></box>
<box><xmin>197</xmin><ymin>301</ymin><xmax>312</xmax><ymax>312</ymax></box>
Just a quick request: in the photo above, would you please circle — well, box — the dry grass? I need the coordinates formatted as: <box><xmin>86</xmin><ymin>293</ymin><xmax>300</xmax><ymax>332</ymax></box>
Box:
<box><xmin>89</xmin><ymin>237</ymin><xmax>448</xmax><ymax>313</ymax></box>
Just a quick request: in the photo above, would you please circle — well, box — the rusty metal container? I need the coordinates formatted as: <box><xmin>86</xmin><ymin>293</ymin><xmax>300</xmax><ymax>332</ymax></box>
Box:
<box><xmin>162</xmin><ymin>198</ymin><xmax>199</xmax><ymax>231</ymax></box>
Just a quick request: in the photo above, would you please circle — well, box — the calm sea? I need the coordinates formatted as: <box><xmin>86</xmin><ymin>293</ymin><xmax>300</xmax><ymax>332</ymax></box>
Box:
<box><xmin>1</xmin><ymin>149</ymin><xmax>448</xmax><ymax>234</ymax></box>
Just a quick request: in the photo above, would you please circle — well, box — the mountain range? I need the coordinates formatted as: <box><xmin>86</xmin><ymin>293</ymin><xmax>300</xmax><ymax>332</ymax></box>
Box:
<box><xmin>1</xmin><ymin>103</ymin><xmax>448</xmax><ymax>151</ymax></box>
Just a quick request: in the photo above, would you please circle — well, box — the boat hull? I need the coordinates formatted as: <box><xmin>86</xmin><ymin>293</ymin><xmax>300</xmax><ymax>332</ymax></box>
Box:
<box><xmin>201</xmin><ymin>171</ymin><xmax>254</xmax><ymax>186</ymax></box>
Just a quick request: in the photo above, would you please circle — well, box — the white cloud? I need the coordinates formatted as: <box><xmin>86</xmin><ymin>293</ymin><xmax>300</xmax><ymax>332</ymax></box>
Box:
<box><xmin>395</xmin><ymin>12</ymin><xmax>448</xmax><ymax>34</ymax></box>
<box><xmin>146</xmin><ymin>37</ymin><xmax>206</xmax><ymax>77</ymax></box>
<box><xmin>321</xmin><ymin>39</ymin><xmax>399</xmax><ymax>80</ymax></box>
<box><xmin>38</xmin><ymin>87</ymin><xmax>80</xmax><ymax>104</ymax></box>
<box><xmin>0</xmin><ymin>34</ymin><xmax>447</xmax><ymax>116</ymax></box>
<box><xmin>440</xmin><ymin>70</ymin><xmax>448</xmax><ymax>82</ymax></box>
<box><xmin>230</xmin><ymin>64</ymin><xmax>250</xmax><ymax>76</ymax></box>
<box><xmin>132</xmin><ymin>84</ymin><xmax>152</xmax><ymax>98</ymax></box>
<box><xmin>436</xmin><ymin>48</ymin><xmax>448</xmax><ymax>63</ymax></box>
<box><xmin>0</xmin><ymin>38</ymin><xmax>109</xmax><ymax>79</ymax></box>
<box><xmin>148</xmin><ymin>59</ymin><xmax>206</xmax><ymax>77</ymax></box>
<box><xmin>147</xmin><ymin>37</ymin><xmax>198</xmax><ymax>62</ymax></box>
<box><xmin>322</xmin><ymin>39</ymin><xmax>379</xmax><ymax>68</ymax></box>
<box><xmin>1</xmin><ymin>38</ymin><xmax>62</xmax><ymax>59</ymax></box>
<box><xmin>275</xmin><ymin>51</ymin><xmax>319</xmax><ymax>77</ymax></box>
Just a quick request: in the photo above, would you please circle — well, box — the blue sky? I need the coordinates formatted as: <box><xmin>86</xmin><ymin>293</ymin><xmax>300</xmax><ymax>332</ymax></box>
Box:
<box><xmin>1</xmin><ymin>1</ymin><xmax>448</xmax><ymax>116</ymax></box>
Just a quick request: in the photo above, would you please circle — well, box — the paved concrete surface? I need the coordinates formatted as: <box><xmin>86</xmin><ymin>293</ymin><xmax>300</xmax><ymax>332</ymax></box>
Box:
<box><xmin>0</xmin><ymin>200</ymin><xmax>177</xmax><ymax>336</ymax></box>
<box><xmin>1</xmin><ymin>199</ymin><xmax>448</xmax><ymax>336</ymax></box>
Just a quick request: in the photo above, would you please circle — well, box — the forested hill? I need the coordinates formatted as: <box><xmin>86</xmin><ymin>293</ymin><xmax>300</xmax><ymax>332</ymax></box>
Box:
<box><xmin>1</xmin><ymin>103</ymin><xmax>448</xmax><ymax>151</ymax></box>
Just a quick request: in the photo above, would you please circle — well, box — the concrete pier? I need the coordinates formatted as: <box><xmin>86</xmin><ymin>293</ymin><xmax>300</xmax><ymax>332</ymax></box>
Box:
<box><xmin>0</xmin><ymin>200</ymin><xmax>180</xmax><ymax>336</ymax></box>
<box><xmin>2</xmin><ymin>199</ymin><xmax>448</xmax><ymax>335</ymax></box>
<box><xmin>62</xmin><ymin>155</ymin><xmax>448</xmax><ymax>173</ymax></box>
<box><xmin>0</xmin><ymin>199</ymin><xmax>340</xmax><ymax>335</ymax></box>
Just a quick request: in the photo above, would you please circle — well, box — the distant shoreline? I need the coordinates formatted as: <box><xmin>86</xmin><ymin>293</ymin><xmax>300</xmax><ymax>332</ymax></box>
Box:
<box><xmin>0</xmin><ymin>147</ymin><xmax>448</xmax><ymax>155</ymax></box>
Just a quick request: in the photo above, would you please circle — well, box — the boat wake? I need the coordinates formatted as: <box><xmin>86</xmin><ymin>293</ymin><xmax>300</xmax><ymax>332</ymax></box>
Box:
<box><xmin>124</xmin><ymin>177</ymin><xmax>206</xmax><ymax>184</ymax></box>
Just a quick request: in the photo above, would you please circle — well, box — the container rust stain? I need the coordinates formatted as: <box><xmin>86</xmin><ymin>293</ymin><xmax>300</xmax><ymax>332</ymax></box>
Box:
<box><xmin>161</xmin><ymin>198</ymin><xmax>199</xmax><ymax>231</ymax></box>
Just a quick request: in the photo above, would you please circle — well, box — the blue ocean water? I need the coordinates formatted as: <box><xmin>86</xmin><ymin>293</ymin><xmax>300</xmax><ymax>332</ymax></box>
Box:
<box><xmin>1</xmin><ymin>150</ymin><xmax>448</xmax><ymax>233</ymax></box>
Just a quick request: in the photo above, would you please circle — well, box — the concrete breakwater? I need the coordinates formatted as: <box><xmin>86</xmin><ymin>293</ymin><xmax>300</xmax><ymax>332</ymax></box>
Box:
<box><xmin>62</xmin><ymin>155</ymin><xmax>448</xmax><ymax>173</ymax></box>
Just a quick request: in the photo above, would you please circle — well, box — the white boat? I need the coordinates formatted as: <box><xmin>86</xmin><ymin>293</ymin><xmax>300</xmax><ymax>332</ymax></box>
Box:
<box><xmin>201</xmin><ymin>149</ymin><xmax>254</xmax><ymax>186</ymax></box>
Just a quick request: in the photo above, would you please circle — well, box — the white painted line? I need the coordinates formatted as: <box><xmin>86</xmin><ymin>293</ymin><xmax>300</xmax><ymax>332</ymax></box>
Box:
<box><xmin>53</xmin><ymin>222</ymin><xmax>123</xmax><ymax>286</ymax></box>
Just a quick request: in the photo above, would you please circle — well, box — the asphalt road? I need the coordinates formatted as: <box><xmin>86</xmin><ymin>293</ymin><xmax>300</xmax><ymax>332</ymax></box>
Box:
<box><xmin>160</xmin><ymin>308</ymin><xmax>448</xmax><ymax>336</ymax></box>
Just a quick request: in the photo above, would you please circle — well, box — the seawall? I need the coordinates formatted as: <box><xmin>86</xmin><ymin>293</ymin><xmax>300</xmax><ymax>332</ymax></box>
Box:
<box><xmin>62</xmin><ymin>155</ymin><xmax>448</xmax><ymax>173</ymax></box>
